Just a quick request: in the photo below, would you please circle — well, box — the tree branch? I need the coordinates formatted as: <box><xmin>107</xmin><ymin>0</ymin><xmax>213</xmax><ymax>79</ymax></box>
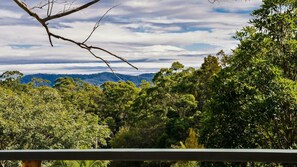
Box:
<box><xmin>49</xmin><ymin>32</ymin><xmax>138</xmax><ymax>70</ymax></box>
<box><xmin>13</xmin><ymin>0</ymin><xmax>138</xmax><ymax>71</ymax></box>
<box><xmin>13</xmin><ymin>0</ymin><xmax>42</xmax><ymax>22</ymax></box>
<box><xmin>13</xmin><ymin>0</ymin><xmax>54</xmax><ymax>45</ymax></box>
<box><xmin>83</xmin><ymin>4</ymin><xmax>119</xmax><ymax>44</ymax></box>
<box><xmin>43</xmin><ymin>0</ymin><xmax>100</xmax><ymax>22</ymax></box>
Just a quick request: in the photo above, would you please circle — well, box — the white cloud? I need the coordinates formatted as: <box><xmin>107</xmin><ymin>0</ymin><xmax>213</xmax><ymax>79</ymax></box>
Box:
<box><xmin>0</xmin><ymin>9</ymin><xmax>22</xmax><ymax>19</ymax></box>
<box><xmin>0</xmin><ymin>0</ymin><xmax>262</xmax><ymax>74</ymax></box>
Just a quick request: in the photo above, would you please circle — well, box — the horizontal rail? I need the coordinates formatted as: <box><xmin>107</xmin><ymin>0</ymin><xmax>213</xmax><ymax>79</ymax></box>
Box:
<box><xmin>0</xmin><ymin>149</ymin><xmax>296</xmax><ymax>163</ymax></box>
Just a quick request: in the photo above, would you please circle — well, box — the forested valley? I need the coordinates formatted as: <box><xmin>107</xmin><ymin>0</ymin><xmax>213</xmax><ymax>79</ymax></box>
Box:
<box><xmin>0</xmin><ymin>0</ymin><xmax>296</xmax><ymax>167</ymax></box>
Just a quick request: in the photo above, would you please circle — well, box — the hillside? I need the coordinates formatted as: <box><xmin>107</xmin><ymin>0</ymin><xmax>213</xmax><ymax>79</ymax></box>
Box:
<box><xmin>21</xmin><ymin>72</ymin><xmax>155</xmax><ymax>86</ymax></box>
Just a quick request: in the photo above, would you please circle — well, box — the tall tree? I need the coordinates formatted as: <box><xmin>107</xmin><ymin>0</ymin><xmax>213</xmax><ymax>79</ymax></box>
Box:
<box><xmin>0</xmin><ymin>71</ymin><xmax>24</xmax><ymax>89</ymax></box>
<box><xmin>98</xmin><ymin>81</ymin><xmax>140</xmax><ymax>135</ymax></box>
<box><xmin>126</xmin><ymin>62</ymin><xmax>199</xmax><ymax>148</ymax></box>
<box><xmin>54</xmin><ymin>77</ymin><xmax>103</xmax><ymax>113</ymax></box>
<box><xmin>251</xmin><ymin>0</ymin><xmax>297</xmax><ymax>80</ymax></box>
<box><xmin>200</xmin><ymin>0</ymin><xmax>297</xmax><ymax>151</ymax></box>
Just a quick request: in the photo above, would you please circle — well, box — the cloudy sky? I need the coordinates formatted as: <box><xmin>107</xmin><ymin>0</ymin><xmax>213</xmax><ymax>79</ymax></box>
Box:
<box><xmin>0</xmin><ymin>0</ymin><xmax>262</xmax><ymax>75</ymax></box>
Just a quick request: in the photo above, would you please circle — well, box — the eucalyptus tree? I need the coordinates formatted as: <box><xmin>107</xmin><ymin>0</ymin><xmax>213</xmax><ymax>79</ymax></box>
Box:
<box><xmin>200</xmin><ymin>0</ymin><xmax>297</xmax><ymax>151</ymax></box>
<box><xmin>98</xmin><ymin>81</ymin><xmax>140</xmax><ymax>135</ymax></box>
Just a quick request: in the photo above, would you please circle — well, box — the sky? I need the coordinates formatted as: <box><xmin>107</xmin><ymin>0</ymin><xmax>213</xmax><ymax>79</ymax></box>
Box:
<box><xmin>0</xmin><ymin>0</ymin><xmax>262</xmax><ymax>75</ymax></box>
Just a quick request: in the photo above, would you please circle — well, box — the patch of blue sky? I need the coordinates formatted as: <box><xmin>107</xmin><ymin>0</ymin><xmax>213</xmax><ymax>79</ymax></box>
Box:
<box><xmin>123</xmin><ymin>20</ymin><xmax>213</xmax><ymax>34</ymax></box>
<box><xmin>48</xmin><ymin>23</ymin><xmax>73</xmax><ymax>29</ymax></box>
<box><xmin>134</xmin><ymin>26</ymin><xmax>149</xmax><ymax>33</ymax></box>
<box><xmin>157</xmin><ymin>25</ymin><xmax>212</xmax><ymax>33</ymax></box>
<box><xmin>128</xmin><ymin>58</ymin><xmax>174</xmax><ymax>63</ymax></box>
<box><xmin>9</xmin><ymin>44</ymin><xmax>41</xmax><ymax>49</ymax></box>
<box><xmin>214</xmin><ymin>8</ymin><xmax>252</xmax><ymax>15</ymax></box>
<box><xmin>184</xmin><ymin>26</ymin><xmax>212</xmax><ymax>33</ymax></box>
<box><xmin>184</xmin><ymin>43</ymin><xmax>219</xmax><ymax>51</ymax></box>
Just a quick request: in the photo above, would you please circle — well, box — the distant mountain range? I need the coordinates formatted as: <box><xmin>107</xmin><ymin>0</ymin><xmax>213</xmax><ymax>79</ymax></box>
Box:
<box><xmin>21</xmin><ymin>72</ymin><xmax>155</xmax><ymax>86</ymax></box>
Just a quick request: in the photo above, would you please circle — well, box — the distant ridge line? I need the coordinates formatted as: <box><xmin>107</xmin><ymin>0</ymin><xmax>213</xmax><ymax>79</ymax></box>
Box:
<box><xmin>21</xmin><ymin>72</ymin><xmax>155</xmax><ymax>86</ymax></box>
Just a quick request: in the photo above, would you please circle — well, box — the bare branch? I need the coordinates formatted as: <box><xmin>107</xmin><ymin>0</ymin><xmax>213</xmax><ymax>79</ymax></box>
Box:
<box><xmin>13</xmin><ymin>0</ymin><xmax>42</xmax><ymax>22</ymax></box>
<box><xmin>208</xmin><ymin>0</ymin><xmax>216</xmax><ymax>4</ymax></box>
<box><xmin>13</xmin><ymin>0</ymin><xmax>53</xmax><ymax>45</ymax></box>
<box><xmin>49</xmin><ymin>32</ymin><xmax>138</xmax><ymax>70</ymax></box>
<box><xmin>30</xmin><ymin>2</ymin><xmax>49</xmax><ymax>10</ymax></box>
<box><xmin>88</xmin><ymin>50</ymin><xmax>112</xmax><ymax>71</ymax></box>
<box><xmin>88</xmin><ymin>50</ymin><xmax>123</xmax><ymax>80</ymax></box>
<box><xmin>13</xmin><ymin>0</ymin><xmax>239</xmax><ymax>72</ymax></box>
<box><xmin>43</xmin><ymin>0</ymin><xmax>100</xmax><ymax>22</ymax></box>
<box><xmin>90</xmin><ymin>46</ymin><xmax>138</xmax><ymax>70</ymax></box>
<box><xmin>47</xmin><ymin>0</ymin><xmax>54</xmax><ymax>17</ymax></box>
<box><xmin>13</xmin><ymin>0</ymin><xmax>138</xmax><ymax>71</ymax></box>
<box><xmin>83</xmin><ymin>4</ymin><xmax>119</xmax><ymax>44</ymax></box>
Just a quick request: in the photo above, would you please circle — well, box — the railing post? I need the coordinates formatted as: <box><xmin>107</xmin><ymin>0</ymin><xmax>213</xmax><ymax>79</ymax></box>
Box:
<box><xmin>22</xmin><ymin>160</ymin><xmax>41</xmax><ymax>167</ymax></box>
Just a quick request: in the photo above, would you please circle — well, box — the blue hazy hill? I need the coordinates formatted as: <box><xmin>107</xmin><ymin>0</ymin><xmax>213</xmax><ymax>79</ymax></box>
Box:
<box><xmin>21</xmin><ymin>72</ymin><xmax>155</xmax><ymax>86</ymax></box>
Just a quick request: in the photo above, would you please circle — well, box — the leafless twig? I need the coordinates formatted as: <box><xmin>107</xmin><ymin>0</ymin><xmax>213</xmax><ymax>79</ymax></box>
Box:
<box><xmin>208</xmin><ymin>0</ymin><xmax>216</xmax><ymax>4</ymax></box>
<box><xmin>83</xmin><ymin>4</ymin><xmax>119</xmax><ymax>44</ymax></box>
<box><xmin>13</xmin><ymin>0</ymin><xmax>138</xmax><ymax>72</ymax></box>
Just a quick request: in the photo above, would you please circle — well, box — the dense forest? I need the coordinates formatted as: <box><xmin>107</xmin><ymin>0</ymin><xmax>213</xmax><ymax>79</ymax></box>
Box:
<box><xmin>0</xmin><ymin>0</ymin><xmax>296</xmax><ymax>167</ymax></box>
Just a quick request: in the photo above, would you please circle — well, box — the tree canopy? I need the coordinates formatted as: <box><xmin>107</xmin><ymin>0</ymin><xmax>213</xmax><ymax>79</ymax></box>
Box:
<box><xmin>1</xmin><ymin>0</ymin><xmax>296</xmax><ymax>166</ymax></box>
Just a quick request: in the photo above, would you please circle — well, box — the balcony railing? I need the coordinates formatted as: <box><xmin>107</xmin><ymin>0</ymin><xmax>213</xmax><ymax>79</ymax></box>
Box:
<box><xmin>0</xmin><ymin>149</ymin><xmax>296</xmax><ymax>166</ymax></box>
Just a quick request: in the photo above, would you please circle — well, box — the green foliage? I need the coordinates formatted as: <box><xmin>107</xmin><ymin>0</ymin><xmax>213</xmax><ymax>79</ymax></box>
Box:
<box><xmin>251</xmin><ymin>0</ymin><xmax>297</xmax><ymax>80</ymax></box>
<box><xmin>110</xmin><ymin>56</ymin><xmax>221</xmax><ymax>152</ymax></box>
<box><xmin>98</xmin><ymin>81</ymin><xmax>140</xmax><ymax>134</ymax></box>
<box><xmin>54</xmin><ymin>77</ymin><xmax>103</xmax><ymax>113</ymax></box>
<box><xmin>200</xmin><ymin>61</ymin><xmax>281</xmax><ymax>148</ymax></box>
<box><xmin>130</xmin><ymin>63</ymin><xmax>200</xmax><ymax>147</ymax></box>
<box><xmin>0</xmin><ymin>85</ymin><xmax>110</xmax><ymax>149</ymax></box>
<box><xmin>0</xmin><ymin>74</ymin><xmax>112</xmax><ymax>166</ymax></box>
<box><xmin>0</xmin><ymin>74</ymin><xmax>111</xmax><ymax>151</ymax></box>
<box><xmin>50</xmin><ymin>160</ymin><xmax>109</xmax><ymax>167</ymax></box>
<box><xmin>0</xmin><ymin>2</ymin><xmax>296</xmax><ymax>167</ymax></box>
<box><xmin>256</xmin><ymin>78</ymin><xmax>297</xmax><ymax>148</ymax></box>
<box><xmin>0</xmin><ymin>71</ymin><xmax>24</xmax><ymax>90</ymax></box>
<box><xmin>184</xmin><ymin>128</ymin><xmax>204</xmax><ymax>149</ymax></box>
<box><xmin>111</xmin><ymin>117</ymin><xmax>165</xmax><ymax>148</ymax></box>
<box><xmin>29</xmin><ymin>78</ymin><xmax>51</xmax><ymax>87</ymax></box>
<box><xmin>171</xmin><ymin>128</ymin><xmax>203</xmax><ymax>167</ymax></box>
<box><xmin>200</xmin><ymin>0</ymin><xmax>297</xmax><ymax>152</ymax></box>
<box><xmin>0</xmin><ymin>71</ymin><xmax>23</xmax><ymax>82</ymax></box>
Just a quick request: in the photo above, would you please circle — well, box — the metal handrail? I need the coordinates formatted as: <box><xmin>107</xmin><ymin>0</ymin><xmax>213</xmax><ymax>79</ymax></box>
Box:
<box><xmin>0</xmin><ymin>149</ymin><xmax>296</xmax><ymax>163</ymax></box>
